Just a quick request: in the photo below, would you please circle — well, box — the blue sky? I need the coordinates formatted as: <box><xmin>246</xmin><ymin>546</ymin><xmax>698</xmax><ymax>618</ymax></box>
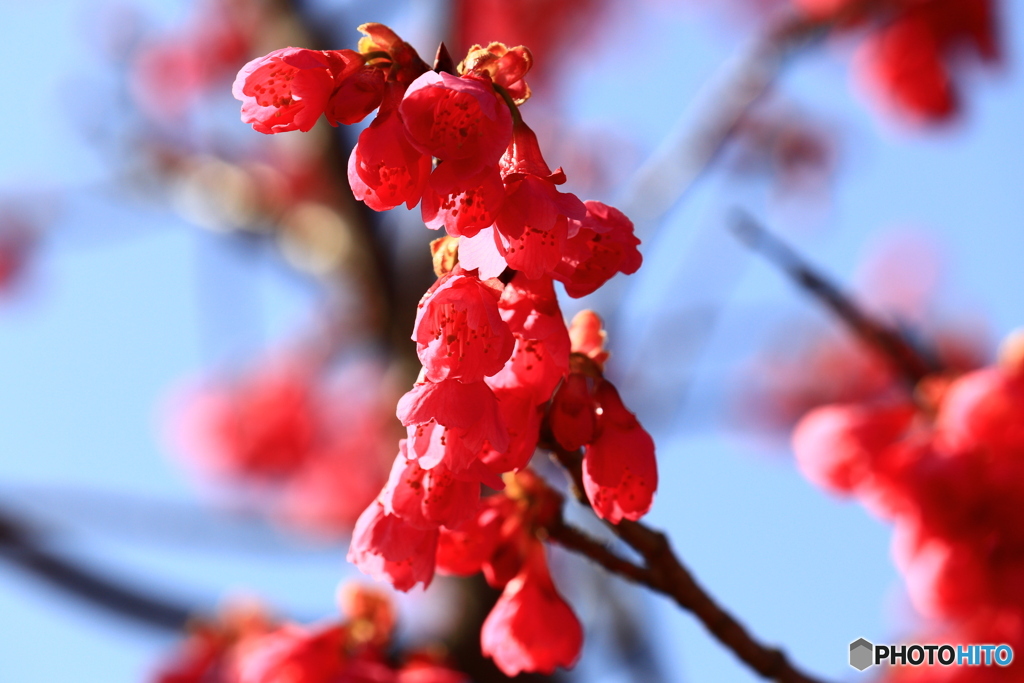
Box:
<box><xmin>1</xmin><ymin>1</ymin><xmax>1023</xmax><ymax>682</ymax></box>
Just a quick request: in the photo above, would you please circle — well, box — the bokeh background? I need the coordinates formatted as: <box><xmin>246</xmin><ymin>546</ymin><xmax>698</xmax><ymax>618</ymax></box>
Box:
<box><xmin>1</xmin><ymin>0</ymin><xmax>1022</xmax><ymax>681</ymax></box>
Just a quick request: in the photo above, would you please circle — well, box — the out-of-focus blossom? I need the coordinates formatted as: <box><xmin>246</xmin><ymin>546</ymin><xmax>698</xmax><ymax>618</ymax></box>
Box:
<box><xmin>792</xmin><ymin>0</ymin><xmax>1001</xmax><ymax>124</ymax></box>
<box><xmin>167</xmin><ymin>359</ymin><xmax>396</xmax><ymax>535</ymax></box>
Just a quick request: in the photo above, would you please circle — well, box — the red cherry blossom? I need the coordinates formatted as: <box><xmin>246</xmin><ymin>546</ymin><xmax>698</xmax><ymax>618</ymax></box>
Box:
<box><xmin>349</xmin><ymin>84</ymin><xmax>432</xmax><ymax>211</ymax></box>
<box><xmin>436</xmin><ymin>495</ymin><xmax>521</xmax><ymax>583</ymax></box>
<box><xmin>231</xmin><ymin>624</ymin><xmax>346</xmax><ymax>683</ymax></box>
<box><xmin>454</xmin><ymin>227</ymin><xmax>508</xmax><ymax>279</ymax></box>
<box><xmin>348</xmin><ymin>501</ymin><xmax>439</xmax><ymax>591</ymax></box>
<box><xmin>420</xmin><ymin>163</ymin><xmax>506</xmax><ymax>238</ymax></box>
<box><xmin>400</xmin><ymin>71</ymin><xmax>513</xmax><ymax>170</ymax></box>
<box><xmin>413</xmin><ymin>271</ymin><xmax>515</xmax><ymax>383</ymax></box>
<box><xmin>555</xmin><ymin>200</ymin><xmax>642</xmax><ymax>298</ymax></box>
<box><xmin>493</xmin><ymin>123</ymin><xmax>586</xmax><ymax>278</ymax></box>
<box><xmin>486</xmin><ymin>273</ymin><xmax>571</xmax><ymax>404</ymax></box>
<box><xmin>935</xmin><ymin>367</ymin><xmax>1024</xmax><ymax>455</ymax></box>
<box><xmin>480</xmin><ymin>542</ymin><xmax>583</xmax><ymax>676</ymax></box>
<box><xmin>549</xmin><ymin>374</ymin><xmax>598</xmax><ymax>451</ymax></box>
<box><xmin>356</xmin><ymin>23</ymin><xmax>429</xmax><ymax>86</ymax></box>
<box><xmin>477</xmin><ymin>386</ymin><xmax>544</xmax><ymax>473</ymax></box>
<box><xmin>381</xmin><ymin>443</ymin><xmax>483</xmax><ymax>530</ymax></box>
<box><xmin>233</xmin><ymin>48</ymin><xmax>362</xmax><ymax>134</ymax></box>
<box><xmin>792</xmin><ymin>401</ymin><xmax>917</xmax><ymax>495</ymax></box>
<box><xmin>171</xmin><ymin>365</ymin><xmax>318</xmax><ymax>480</ymax></box>
<box><xmin>582</xmin><ymin>381</ymin><xmax>657</xmax><ymax>523</ymax></box>
<box><xmin>856</xmin><ymin>13</ymin><xmax>957</xmax><ymax>122</ymax></box>
<box><xmin>397</xmin><ymin>379</ymin><xmax>509</xmax><ymax>458</ymax></box>
<box><xmin>326</xmin><ymin>65</ymin><xmax>386</xmax><ymax>126</ymax></box>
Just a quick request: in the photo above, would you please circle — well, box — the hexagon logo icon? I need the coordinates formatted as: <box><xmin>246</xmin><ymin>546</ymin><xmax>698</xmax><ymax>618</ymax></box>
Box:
<box><xmin>850</xmin><ymin>638</ymin><xmax>874</xmax><ymax>671</ymax></box>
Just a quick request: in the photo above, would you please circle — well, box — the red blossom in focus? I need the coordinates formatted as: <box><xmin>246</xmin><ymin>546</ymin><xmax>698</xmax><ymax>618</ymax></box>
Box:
<box><xmin>398</xmin><ymin>378</ymin><xmax>509</xmax><ymax>464</ymax></box>
<box><xmin>381</xmin><ymin>442</ymin><xmax>483</xmax><ymax>530</ymax></box>
<box><xmin>413</xmin><ymin>270</ymin><xmax>515</xmax><ymax>383</ymax></box>
<box><xmin>554</xmin><ymin>200</ymin><xmax>642</xmax><ymax>298</ymax></box>
<box><xmin>232</xmin><ymin>25</ymin><xmax>654</xmax><ymax>675</ymax></box>
<box><xmin>486</xmin><ymin>273</ymin><xmax>571</xmax><ymax>405</ymax></box>
<box><xmin>492</xmin><ymin>122</ymin><xmax>586</xmax><ymax>279</ymax></box>
<box><xmin>233</xmin><ymin>48</ymin><xmax>361</xmax><ymax>134</ymax></box>
<box><xmin>459</xmin><ymin>43</ymin><xmax>534</xmax><ymax>104</ymax></box>
<box><xmin>348</xmin><ymin>501</ymin><xmax>440</xmax><ymax>592</ymax></box>
<box><xmin>420</xmin><ymin>162</ymin><xmax>506</xmax><ymax>238</ymax></box>
<box><xmin>400</xmin><ymin>71</ymin><xmax>513</xmax><ymax>172</ymax></box>
<box><xmin>348</xmin><ymin>84</ymin><xmax>433</xmax><ymax>211</ymax></box>
<box><xmin>582</xmin><ymin>380</ymin><xmax>658</xmax><ymax>523</ymax></box>
<box><xmin>480</xmin><ymin>542</ymin><xmax>584</xmax><ymax>676</ymax></box>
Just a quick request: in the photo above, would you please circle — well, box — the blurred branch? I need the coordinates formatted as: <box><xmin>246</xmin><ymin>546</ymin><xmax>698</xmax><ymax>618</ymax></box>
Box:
<box><xmin>730</xmin><ymin>210</ymin><xmax>938</xmax><ymax>386</ymax></box>
<box><xmin>0</xmin><ymin>507</ymin><xmax>198</xmax><ymax>632</ymax></box>
<box><xmin>620</xmin><ymin>1</ymin><xmax>884</xmax><ymax>232</ymax></box>
<box><xmin>546</xmin><ymin>447</ymin><xmax>830</xmax><ymax>683</ymax></box>
<box><xmin>266</xmin><ymin>0</ymin><xmax>434</xmax><ymax>358</ymax></box>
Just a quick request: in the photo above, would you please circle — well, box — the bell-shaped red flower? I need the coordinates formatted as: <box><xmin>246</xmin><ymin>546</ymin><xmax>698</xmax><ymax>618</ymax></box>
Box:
<box><xmin>582</xmin><ymin>381</ymin><xmax>657</xmax><ymax>523</ymax></box>
<box><xmin>400</xmin><ymin>71</ymin><xmax>513</xmax><ymax>170</ymax></box>
<box><xmin>486</xmin><ymin>273</ymin><xmax>571</xmax><ymax>405</ymax></box>
<box><xmin>493</xmin><ymin>123</ymin><xmax>585</xmax><ymax>278</ymax></box>
<box><xmin>420</xmin><ymin>163</ymin><xmax>506</xmax><ymax>237</ymax></box>
<box><xmin>381</xmin><ymin>442</ymin><xmax>482</xmax><ymax>530</ymax></box>
<box><xmin>549</xmin><ymin>374</ymin><xmax>598</xmax><ymax>451</ymax></box>
<box><xmin>555</xmin><ymin>200</ymin><xmax>642</xmax><ymax>298</ymax></box>
<box><xmin>233</xmin><ymin>48</ymin><xmax>361</xmax><ymax>134</ymax></box>
<box><xmin>348</xmin><ymin>83</ymin><xmax>432</xmax><ymax>211</ymax></box>
<box><xmin>480</xmin><ymin>542</ymin><xmax>583</xmax><ymax>676</ymax></box>
<box><xmin>413</xmin><ymin>271</ymin><xmax>515</xmax><ymax>383</ymax></box>
<box><xmin>347</xmin><ymin>501</ymin><xmax>438</xmax><ymax>591</ymax></box>
<box><xmin>398</xmin><ymin>379</ymin><xmax>509</xmax><ymax>458</ymax></box>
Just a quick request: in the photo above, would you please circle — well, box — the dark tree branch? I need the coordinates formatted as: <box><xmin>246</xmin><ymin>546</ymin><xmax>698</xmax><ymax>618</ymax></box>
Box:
<box><xmin>0</xmin><ymin>509</ymin><xmax>197</xmax><ymax>632</ymax></box>
<box><xmin>547</xmin><ymin>447</ymin><xmax>831</xmax><ymax>683</ymax></box>
<box><xmin>730</xmin><ymin>210</ymin><xmax>939</xmax><ymax>387</ymax></box>
<box><xmin>545</xmin><ymin>518</ymin><xmax>653</xmax><ymax>586</ymax></box>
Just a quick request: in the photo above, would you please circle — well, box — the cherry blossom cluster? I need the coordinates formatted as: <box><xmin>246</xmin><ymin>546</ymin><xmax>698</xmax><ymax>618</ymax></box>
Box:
<box><xmin>794</xmin><ymin>0</ymin><xmax>1000</xmax><ymax>122</ymax></box>
<box><xmin>152</xmin><ymin>584</ymin><xmax>465</xmax><ymax>683</ymax></box>
<box><xmin>792</xmin><ymin>330</ymin><xmax>1024</xmax><ymax>659</ymax></box>
<box><xmin>233</xmin><ymin>23</ymin><xmax>655</xmax><ymax>675</ymax></box>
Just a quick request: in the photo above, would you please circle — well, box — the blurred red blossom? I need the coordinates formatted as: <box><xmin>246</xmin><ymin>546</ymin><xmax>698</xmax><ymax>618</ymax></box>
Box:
<box><xmin>167</xmin><ymin>358</ymin><xmax>396</xmax><ymax>536</ymax></box>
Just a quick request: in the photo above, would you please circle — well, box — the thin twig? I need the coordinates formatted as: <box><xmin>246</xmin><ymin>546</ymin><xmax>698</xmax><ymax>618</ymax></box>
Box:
<box><xmin>548</xmin><ymin>447</ymin><xmax>830</xmax><ymax>683</ymax></box>
<box><xmin>545</xmin><ymin>518</ymin><xmax>653</xmax><ymax>586</ymax></box>
<box><xmin>729</xmin><ymin>210</ymin><xmax>938</xmax><ymax>386</ymax></box>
